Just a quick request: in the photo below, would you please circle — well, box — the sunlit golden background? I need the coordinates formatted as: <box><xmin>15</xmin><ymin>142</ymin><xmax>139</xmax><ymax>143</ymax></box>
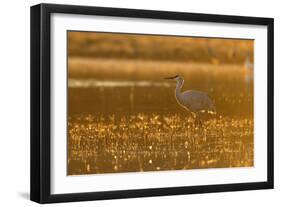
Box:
<box><xmin>67</xmin><ymin>31</ymin><xmax>254</xmax><ymax>175</ymax></box>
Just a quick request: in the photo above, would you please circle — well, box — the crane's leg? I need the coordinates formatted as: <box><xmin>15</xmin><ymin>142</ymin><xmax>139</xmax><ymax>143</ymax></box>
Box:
<box><xmin>195</xmin><ymin>117</ymin><xmax>203</xmax><ymax>129</ymax></box>
<box><xmin>192</xmin><ymin>112</ymin><xmax>203</xmax><ymax>129</ymax></box>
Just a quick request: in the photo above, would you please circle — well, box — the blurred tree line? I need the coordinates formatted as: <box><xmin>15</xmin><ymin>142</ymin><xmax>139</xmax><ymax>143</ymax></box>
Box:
<box><xmin>68</xmin><ymin>32</ymin><xmax>253</xmax><ymax>64</ymax></box>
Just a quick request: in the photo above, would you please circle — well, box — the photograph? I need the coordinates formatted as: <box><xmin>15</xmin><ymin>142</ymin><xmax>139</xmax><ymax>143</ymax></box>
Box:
<box><xmin>30</xmin><ymin>3</ymin><xmax>274</xmax><ymax>203</ymax></box>
<box><xmin>67</xmin><ymin>31</ymin><xmax>254</xmax><ymax>175</ymax></box>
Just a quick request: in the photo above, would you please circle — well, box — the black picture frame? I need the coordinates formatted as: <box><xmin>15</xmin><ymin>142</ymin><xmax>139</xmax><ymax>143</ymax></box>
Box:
<box><xmin>30</xmin><ymin>3</ymin><xmax>274</xmax><ymax>204</ymax></box>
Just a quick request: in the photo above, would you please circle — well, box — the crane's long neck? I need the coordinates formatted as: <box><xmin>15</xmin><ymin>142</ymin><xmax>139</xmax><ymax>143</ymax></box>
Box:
<box><xmin>175</xmin><ymin>79</ymin><xmax>184</xmax><ymax>102</ymax></box>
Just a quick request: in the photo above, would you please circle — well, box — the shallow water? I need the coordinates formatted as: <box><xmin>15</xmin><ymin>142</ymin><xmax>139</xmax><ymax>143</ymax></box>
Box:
<box><xmin>67</xmin><ymin>71</ymin><xmax>253</xmax><ymax>175</ymax></box>
<box><xmin>67</xmin><ymin>113</ymin><xmax>253</xmax><ymax>175</ymax></box>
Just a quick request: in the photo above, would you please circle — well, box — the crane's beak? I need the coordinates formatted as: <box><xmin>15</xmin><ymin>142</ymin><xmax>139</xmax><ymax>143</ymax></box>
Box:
<box><xmin>164</xmin><ymin>75</ymin><xmax>178</xmax><ymax>79</ymax></box>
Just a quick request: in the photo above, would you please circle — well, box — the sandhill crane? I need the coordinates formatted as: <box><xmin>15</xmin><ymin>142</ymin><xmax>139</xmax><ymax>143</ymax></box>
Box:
<box><xmin>244</xmin><ymin>52</ymin><xmax>254</xmax><ymax>85</ymax></box>
<box><xmin>164</xmin><ymin>75</ymin><xmax>216</xmax><ymax>126</ymax></box>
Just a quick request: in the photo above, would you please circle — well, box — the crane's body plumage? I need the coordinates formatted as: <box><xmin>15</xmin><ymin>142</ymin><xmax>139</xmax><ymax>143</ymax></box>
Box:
<box><xmin>176</xmin><ymin>90</ymin><xmax>216</xmax><ymax>114</ymax></box>
<box><xmin>165</xmin><ymin>75</ymin><xmax>216</xmax><ymax>118</ymax></box>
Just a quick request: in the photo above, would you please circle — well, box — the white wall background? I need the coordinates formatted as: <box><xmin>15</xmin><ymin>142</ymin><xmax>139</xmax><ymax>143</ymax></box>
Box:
<box><xmin>0</xmin><ymin>0</ymin><xmax>279</xmax><ymax>206</ymax></box>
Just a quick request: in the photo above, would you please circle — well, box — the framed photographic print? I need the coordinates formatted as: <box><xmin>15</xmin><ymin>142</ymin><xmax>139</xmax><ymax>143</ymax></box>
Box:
<box><xmin>30</xmin><ymin>3</ymin><xmax>274</xmax><ymax>203</ymax></box>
